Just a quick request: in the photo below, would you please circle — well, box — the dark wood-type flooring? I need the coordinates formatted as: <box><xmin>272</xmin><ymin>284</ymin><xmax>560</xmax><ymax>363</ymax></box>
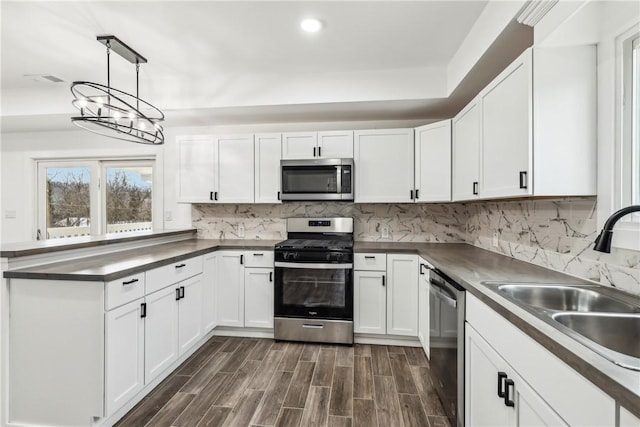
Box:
<box><xmin>115</xmin><ymin>336</ymin><xmax>449</xmax><ymax>427</ymax></box>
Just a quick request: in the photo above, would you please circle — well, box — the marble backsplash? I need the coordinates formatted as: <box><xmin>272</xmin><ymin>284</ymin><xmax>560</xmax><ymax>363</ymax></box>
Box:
<box><xmin>465</xmin><ymin>197</ymin><xmax>640</xmax><ymax>295</ymax></box>
<box><xmin>192</xmin><ymin>197</ymin><xmax>640</xmax><ymax>295</ymax></box>
<box><xmin>192</xmin><ymin>203</ymin><xmax>467</xmax><ymax>243</ymax></box>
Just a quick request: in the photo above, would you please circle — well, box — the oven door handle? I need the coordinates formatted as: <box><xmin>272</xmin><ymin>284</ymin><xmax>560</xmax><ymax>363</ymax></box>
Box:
<box><xmin>430</xmin><ymin>279</ymin><xmax>457</xmax><ymax>309</ymax></box>
<box><xmin>275</xmin><ymin>262</ymin><xmax>353</xmax><ymax>269</ymax></box>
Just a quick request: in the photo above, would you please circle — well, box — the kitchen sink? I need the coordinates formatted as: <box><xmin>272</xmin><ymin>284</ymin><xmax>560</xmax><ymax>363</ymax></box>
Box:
<box><xmin>552</xmin><ymin>312</ymin><xmax>640</xmax><ymax>359</ymax></box>
<box><xmin>496</xmin><ymin>284</ymin><xmax>640</xmax><ymax>313</ymax></box>
<box><xmin>482</xmin><ymin>282</ymin><xmax>640</xmax><ymax>371</ymax></box>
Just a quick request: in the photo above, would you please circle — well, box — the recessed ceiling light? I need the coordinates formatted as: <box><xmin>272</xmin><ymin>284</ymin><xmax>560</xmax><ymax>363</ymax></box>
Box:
<box><xmin>301</xmin><ymin>18</ymin><xmax>323</xmax><ymax>33</ymax></box>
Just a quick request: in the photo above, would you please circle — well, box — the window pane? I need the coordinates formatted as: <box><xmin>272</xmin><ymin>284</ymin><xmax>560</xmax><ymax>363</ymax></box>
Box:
<box><xmin>45</xmin><ymin>167</ymin><xmax>91</xmax><ymax>239</ymax></box>
<box><xmin>105</xmin><ymin>166</ymin><xmax>152</xmax><ymax>234</ymax></box>
<box><xmin>633</xmin><ymin>38</ymin><xmax>640</xmax><ymax>204</ymax></box>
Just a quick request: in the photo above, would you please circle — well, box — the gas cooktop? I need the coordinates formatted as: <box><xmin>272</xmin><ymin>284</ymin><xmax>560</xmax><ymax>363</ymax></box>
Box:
<box><xmin>275</xmin><ymin>238</ymin><xmax>354</xmax><ymax>251</ymax></box>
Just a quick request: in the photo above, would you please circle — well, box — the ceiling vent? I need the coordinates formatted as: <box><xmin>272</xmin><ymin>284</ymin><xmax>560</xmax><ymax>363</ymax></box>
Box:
<box><xmin>23</xmin><ymin>74</ymin><xmax>65</xmax><ymax>83</ymax></box>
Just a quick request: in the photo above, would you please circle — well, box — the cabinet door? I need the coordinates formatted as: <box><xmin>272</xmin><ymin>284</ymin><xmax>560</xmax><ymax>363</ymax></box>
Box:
<box><xmin>216</xmin><ymin>134</ymin><xmax>255</xmax><ymax>203</ymax></box>
<box><xmin>105</xmin><ymin>298</ymin><xmax>144</xmax><ymax>416</ymax></box>
<box><xmin>317</xmin><ymin>130</ymin><xmax>354</xmax><ymax>158</ymax></box>
<box><xmin>354</xmin><ymin>270</ymin><xmax>386</xmax><ymax>334</ymax></box>
<box><xmin>202</xmin><ymin>252</ymin><xmax>217</xmax><ymax>333</ymax></box>
<box><xmin>418</xmin><ymin>268</ymin><xmax>430</xmax><ymax>357</ymax></box>
<box><xmin>144</xmin><ymin>286</ymin><xmax>179</xmax><ymax>384</ymax></box>
<box><xmin>452</xmin><ymin>101</ymin><xmax>480</xmax><ymax>201</ymax></box>
<box><xmin>354</xmin><ymin>129</ymin><xmax>415</xmax><ymax>203</ymax></box>
<box><xmin>176</xmin><ymin>135</ymin><xmax>217</xmax><ymax>203</ymax></box>
<box><xmin>255</xmin><ymin>133</ymin><xmax>282</xmax><ymax>203</ymax></box>
<box><xmin>282</xmin><ymin>132</ymin><xmax>317</xmax><ymax>159</ymax></box>
<box><xmin>516</xmin><ymin>378</ymin><xmax>568</xmax><ymax>427</ymax></box>
<box><xmin>386</xmin><ymin>254</ymin><xmax>419</xmax><ymax>336</ymax></box>
<box><xmin>415</xmin><ymin>121</ymin><xmax>451</xmax><ymax>202</ymax></box>
<box><xmin>178</xmin><ymin>276</ymin><xmax>203</xmax><ymax>355</ymax></box>
<box><xmin>217</xmin><ymin>251</ymin><xmax>245</xmax><ymax>327</ymax></box>
<box><xmin>244</xmin><ymin>267</ymin><xmax>274</xmax><ymax>329</ymax></box>
<box><xmin>481</xmin><ymin>49</ymin><xmax>532</xmax><ymax>199</ymax></box>
<box><xmin>465</xmin><ymin>325</ymin><xmax>512</xmax><ymax>427</ymax></box>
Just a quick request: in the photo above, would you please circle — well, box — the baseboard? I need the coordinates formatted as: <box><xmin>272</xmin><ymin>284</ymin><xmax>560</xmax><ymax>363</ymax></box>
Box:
<box><xmin>214</xmin><ymin>327</ymin><xmax>274</xmax><ymax>338</ymax></box>
<box><xmin>354</xmin><ymin>334</ymin><xmax>422</xmax><ymax>347</ymax></box>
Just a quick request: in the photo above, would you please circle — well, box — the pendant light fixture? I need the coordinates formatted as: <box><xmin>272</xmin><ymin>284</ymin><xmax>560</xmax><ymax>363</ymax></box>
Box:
<box><xmin>71</xmin><ymin>35</ymin><xmax>165</xmax><ymax>145</ymax></box>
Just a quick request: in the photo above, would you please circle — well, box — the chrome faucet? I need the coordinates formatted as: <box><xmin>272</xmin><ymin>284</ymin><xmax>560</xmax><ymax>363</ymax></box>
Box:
<box><xmin>593</xmin><ymin>205</ymin><xmax>640</xmax><ymax>253</ymax></box>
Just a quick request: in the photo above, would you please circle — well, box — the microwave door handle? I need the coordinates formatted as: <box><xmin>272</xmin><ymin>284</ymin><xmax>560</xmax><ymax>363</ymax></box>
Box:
<box><xmin>336</xmin><ymin>165</ymin><xmax>342</xmax><ymax>195</ymax></box>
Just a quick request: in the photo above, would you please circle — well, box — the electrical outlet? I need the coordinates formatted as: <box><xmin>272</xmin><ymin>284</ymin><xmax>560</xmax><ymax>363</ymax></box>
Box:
<box><xmin>382</xmin><ymin>226</ymin><xmax>389</xmax><ymax>239</ymax></box>
<box><xmin>238</xmin><ymin>225</ymin><xmax>245</xmax><ymax>238</ymax></box>
<box><xmin>492</xmin><ymin>232</ymin><xmax>499</xmax><ymax>248</ymax></box>
<box><xmin>164</xmin><ymin>211</ymin><xmax>172</xmax><ymax>221</ymax></box>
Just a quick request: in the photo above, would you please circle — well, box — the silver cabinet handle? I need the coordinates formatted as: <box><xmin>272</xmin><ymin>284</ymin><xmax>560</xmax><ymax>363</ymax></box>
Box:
<box><xmin>302</xmin><ymin>324</ymin><xmax>324</xmax><ymax>329</ymax></box>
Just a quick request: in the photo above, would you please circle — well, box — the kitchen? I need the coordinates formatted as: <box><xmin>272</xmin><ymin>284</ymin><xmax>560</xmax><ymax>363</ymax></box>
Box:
<box><xmin>1</xmin><ymin>1</ymin><xmax>640</xmax><ymax>427</ymax></box>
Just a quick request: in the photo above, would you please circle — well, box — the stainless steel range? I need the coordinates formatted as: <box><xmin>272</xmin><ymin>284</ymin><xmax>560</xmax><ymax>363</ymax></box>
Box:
<box><xmin>274</xmin><ymin>217</ymin><xmax>354</xmax><ymax>345</ymax></box>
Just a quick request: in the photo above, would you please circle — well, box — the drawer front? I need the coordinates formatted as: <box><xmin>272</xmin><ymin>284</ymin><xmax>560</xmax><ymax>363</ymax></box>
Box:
<box><xmin>354</xmin><ymin>253</ymin><xmax>386</xmax><ymax>271</ymax></box>
<box><xmin>244</xmin><ymin>250</ymin><xmax>274</xmax><ymax>268</ymax></box>
<box><xmin>105</xmin><ymin>273</ymin><xmax>146</xmax><ymax>310</ymax></box>
<box><xmin>146</xmin><ymin>256</ymin><xmax>203</xmax><ymax>294</ymax></box>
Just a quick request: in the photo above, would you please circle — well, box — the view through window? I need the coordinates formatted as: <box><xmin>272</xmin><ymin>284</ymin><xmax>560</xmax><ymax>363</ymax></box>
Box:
<box><xmin>38</xmin><ymin>160</ymin><xmax>154</xmax><ymax>239</ymax></box>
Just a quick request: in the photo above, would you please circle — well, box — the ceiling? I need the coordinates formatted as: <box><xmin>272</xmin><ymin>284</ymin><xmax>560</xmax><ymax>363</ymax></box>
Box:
<box><xmin>1</xmin><ymin>1</ymin><xmax>533</xmax><ymax>132</ymax></box>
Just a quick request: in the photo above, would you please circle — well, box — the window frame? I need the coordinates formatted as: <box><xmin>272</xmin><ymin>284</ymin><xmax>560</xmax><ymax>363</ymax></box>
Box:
<box><xmin>36</xmin><ymin>157</ymin><xmax>157</xmax><ymax>240</ymax></box>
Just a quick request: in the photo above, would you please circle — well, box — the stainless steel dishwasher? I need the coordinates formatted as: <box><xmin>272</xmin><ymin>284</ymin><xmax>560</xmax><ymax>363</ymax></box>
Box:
<box><xmin>429</xmin><ymin>268</ymin><xmax>466</xmax><ymax>427</ymax></box>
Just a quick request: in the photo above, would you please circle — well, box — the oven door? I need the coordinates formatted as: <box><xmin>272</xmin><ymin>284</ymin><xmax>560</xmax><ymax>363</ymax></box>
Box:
<box><xmin>274</xmin><ymin>262</ymin><xmax>353</xmax><ymax>320</ymax></box>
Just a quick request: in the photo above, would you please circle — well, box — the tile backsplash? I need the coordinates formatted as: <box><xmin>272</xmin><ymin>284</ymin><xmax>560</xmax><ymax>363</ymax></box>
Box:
<box><xmin>192</xmin><ymin>197</ymin><xmax>640</xmax><ymax>295</ymax></box>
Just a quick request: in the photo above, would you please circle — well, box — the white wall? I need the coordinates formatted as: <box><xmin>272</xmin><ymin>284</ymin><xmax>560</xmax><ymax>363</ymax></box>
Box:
<box><xmin>1</xmin><ymin>118</ymin><xmax>428</xmax><ymax>244</ymax></box>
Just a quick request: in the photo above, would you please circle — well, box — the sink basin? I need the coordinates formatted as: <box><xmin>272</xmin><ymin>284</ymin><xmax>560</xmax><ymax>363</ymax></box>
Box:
<box><xmin>496</xmin><ymin>284</ymin><xmax>640</xmax><ymax>313</ymax></box>
<box><xmin>482</xmin><ymin>282</ymin><xmax>640</xmax><ymax>370</ymax></box>
<box><xmin>552</xmin><ymin>312</ymin><xmax>640</xmax><ymax>359</ymax></box>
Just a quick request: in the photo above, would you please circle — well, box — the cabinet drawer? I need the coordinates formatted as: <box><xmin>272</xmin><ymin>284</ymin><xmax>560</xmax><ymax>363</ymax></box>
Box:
<box><xmin>354</xmin><ymin>253</ymin><xmax>386</xmax><ymax>271</ymax></box>
<box><xmin>146</xmin><ymin>256</ymin><xmax>203</xmax><ymax>294</ymax></box>
<box><xmin>244</xmin><ymin>251</ymin><xmax>274</xmax><ymax>268</ymax></box>
<box><xmin>105</xmin><ymin>273</ymin><xmax>145</xmax><ymax>310</ymax></box>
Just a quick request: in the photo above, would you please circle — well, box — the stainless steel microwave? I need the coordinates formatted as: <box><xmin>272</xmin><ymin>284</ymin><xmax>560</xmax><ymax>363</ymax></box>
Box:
<box><xmin>280</xmin><ymin>158</ymin><xmax>354</xmax><ymax>201</ymax></box>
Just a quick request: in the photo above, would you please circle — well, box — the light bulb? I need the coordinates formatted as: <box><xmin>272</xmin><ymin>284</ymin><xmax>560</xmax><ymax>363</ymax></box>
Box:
<box><xmin>139</xmin><ymin>121</ymin><xmax>146</xmax><ymax>130</ymax></box>
<box><xmin>77</xmin><ymin>98</ymin><xmax>88</xmax><ymax>108</ymax></box>
<box><xmin>95</xmin><ymin>97</ymin><xmax>104</xmax><ymax>107</ymax></box>
<box><xmin>113</xmin><ymin>111</ymin><xmax>121</xmax><ymax>120</ymax></box>
<box><xmin>128</xmin><ymin>111</ymin><xmax>136</xmax><ymax>120</ymax></box>
<box><xmin>301</xmin><ymin>18</ymin><xmax>323</xmax><ymax>33</ymax></box>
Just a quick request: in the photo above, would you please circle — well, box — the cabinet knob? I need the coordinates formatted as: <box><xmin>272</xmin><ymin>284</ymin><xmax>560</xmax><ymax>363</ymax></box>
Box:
<box><xmin>472</xmin><ymin>181</ymin><xmax>479</xmax><ymax>195</ymax></box>
<box><xmin>519</xmin><ymin>171</ymin><xmax>528</xmax><ymax>189</ymax></box>
<box><xmin>497</xmin><ymin>371</ymin><xmax>507</xmax><ymax>397</ymax></box>
<box><xmin>504</xmin><ymin>379</ymin><xmax>515</xmax><ymax>407</ymax></box>
<box><xmin>382</xmin><ymin>275</ymin><xmax>386</xmax><ymax>287</ymax></box>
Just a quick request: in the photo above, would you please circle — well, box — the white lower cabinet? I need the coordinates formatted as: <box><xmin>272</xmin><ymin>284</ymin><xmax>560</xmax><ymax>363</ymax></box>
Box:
<box><xmin>217</xmin><ymin>251</ymin><xmax>246</xmax><ymax>327</ymax></box>
<box><xmin>620</xmin><ymin>406</ymin><xmax>640</xmax><ymax>427</ymax></box>
<box><xmin>217</xmin><ymin>250</ymin><xmax>274</xmax><ymax>328</ymax></box>
<box><xmin>144</xmin><ymin>285</ymin><xmax>180</xmax><ymax>384</ymax></box>
<box><xmin>354</xmin><ymin>253</ymin><xmax>419</xmax><ymax>337</ymax></box>
<box><xmin>386</xmin><ymin>254</ymin><xmax>419</xmax><ymax>336</ymax></box>
<box><xmin>202</xmin><ymin>252</ymin><xmax>217</xmax><ymax>333</ymax></box>
<box><xmin>466</xmin><ymin>324</ymin><xmax>567</xmax><ymax>427</ymax></box>
<box><xmin>177</xmin><ymin>276</ymin><xmax>204</xmax><ymax>354</ymax></box>
<box><xmin>354</xmin><ymin>270</ymin><xmax>386</xmax><ymax>334</ymax></box>
<box><xmin>105</xmin><ymin>298</ymin><xmax>145</xmax><ymax>416</ymax></box>
<box><xmin>244</xmin><ymin>267</ymin><xmax>274</xmax><ymax>328</ymax></box>
<box><xmin>417</xmin><ymin>259</ymin><xmax>430</xmax><ymax>357</ymax></box>
<box><xmin>466</xmin><ymin>293</ymin><xmax>616</xmax><ymax>427</ymax></box>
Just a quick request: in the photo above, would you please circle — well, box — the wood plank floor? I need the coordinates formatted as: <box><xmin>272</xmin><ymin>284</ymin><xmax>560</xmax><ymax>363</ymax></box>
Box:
<box><xmin>115</xmin><ymin>336</ymin><xmax>450</xmax><ymax>427</ymax></box>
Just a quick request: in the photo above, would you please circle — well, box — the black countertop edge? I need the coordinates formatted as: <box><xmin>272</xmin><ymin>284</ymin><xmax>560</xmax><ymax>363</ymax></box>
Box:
<box><xmin>0</xmin><ymin>229</ymin><xmax>197</xmax><ymax>259</ymax></box>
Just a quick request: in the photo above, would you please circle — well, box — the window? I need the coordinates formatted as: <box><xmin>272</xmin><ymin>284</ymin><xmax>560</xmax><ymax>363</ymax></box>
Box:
<box><xmin>37</xmin><ymin>159</ymin><xmax>155</xmax><ymax>239</ymax></box>
<box><xmin>621</xmin><ymin>33</ymin><xmax>640</xmax><ymax>210</ymax></box>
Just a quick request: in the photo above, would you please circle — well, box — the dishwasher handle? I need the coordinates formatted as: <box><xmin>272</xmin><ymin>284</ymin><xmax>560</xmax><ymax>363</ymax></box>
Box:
<box><xmin>430</xmin><ymin>278</ymin><xmax>457</xmax><ymax>308</ymax></box>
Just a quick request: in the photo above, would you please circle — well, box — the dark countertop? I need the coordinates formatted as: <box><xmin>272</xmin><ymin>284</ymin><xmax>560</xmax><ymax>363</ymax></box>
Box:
<box><xmin>4</xmin><ymin>238</ymin><xmax>639</xmax><ymax>415</ymax></box>
<box><xmin>4</xmin><ymin>239</ymin><xmax>279</xmax><ymax>282</ymax></box>
<box><xmin>0</xmin><ymin>228</ymin><xmax>197</xmax><ymax>258</ymax></box>
<box><xmin>357</xmin><ymin>242</ymin><xmax>640</xmax><ymax>416</ymax></box>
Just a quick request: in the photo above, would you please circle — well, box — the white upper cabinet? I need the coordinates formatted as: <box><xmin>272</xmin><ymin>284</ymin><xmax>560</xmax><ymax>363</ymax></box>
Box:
<box><xmin>216</xmin><ymin>134</ymin><xmax>255</xmax><ymax>203</ymax></box>
<box><xmin>414</xmin><ymin>120</ymin><xmax>451</xmax><ymax>202</ymax></box>
<box><xmin>452</xmin><ymin>100</ymin><xmax>481</xmax><ymax>201</ymax></box>
<box><xmin>254</xmin><ymin>133</ymin><xmax>282</xmax><ymax>203</ymax></box>
<box><xmin>480</xmin><ymin>49</ymin><xmax>532</xmax><ymax>198</ymax></box>
<box><xmin>354</xmin><ymin>129</ymin><xmax>415</xmax><ymax>203</ymax></box>
<box><xmin>452</xmin><ymin>46</ymin><xmax>596</xmax><ymax>201</ymax></box>
<box><xmin>176</xmin><ymin>135</ymin><xmax>217</xmax><ymax>203</ymax></box>
<box><xmin>176</xmin><ymin>134</ymin><xmax>255</xmax><ymax>203</ymax></box>
<box><xmin>282</xmin><ymin>132</ymin><xmax>318</xmax><ymax>159</ymax></box>
<box><xmin>317</xmin><ymin>130</ymin><xmax>354</xmax><ymax>158</ymax></box>
<box><xmin>282</xmin><ymin>130</ymin><xmax>353</xmax><ymax>159</ymax></box>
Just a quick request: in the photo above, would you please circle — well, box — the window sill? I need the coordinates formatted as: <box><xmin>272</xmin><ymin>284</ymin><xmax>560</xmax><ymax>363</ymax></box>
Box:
<box><xmin>612</xmin><ymin>220</ymin><xmax>640</xmax><ymax>251</ymax></box>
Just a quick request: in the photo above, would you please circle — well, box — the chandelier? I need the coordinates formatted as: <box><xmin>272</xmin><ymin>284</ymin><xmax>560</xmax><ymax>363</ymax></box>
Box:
<box><xmin>71</xmin><ymin>35</ymin><xmax>165</xmax><ymax>145</ymax></box>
